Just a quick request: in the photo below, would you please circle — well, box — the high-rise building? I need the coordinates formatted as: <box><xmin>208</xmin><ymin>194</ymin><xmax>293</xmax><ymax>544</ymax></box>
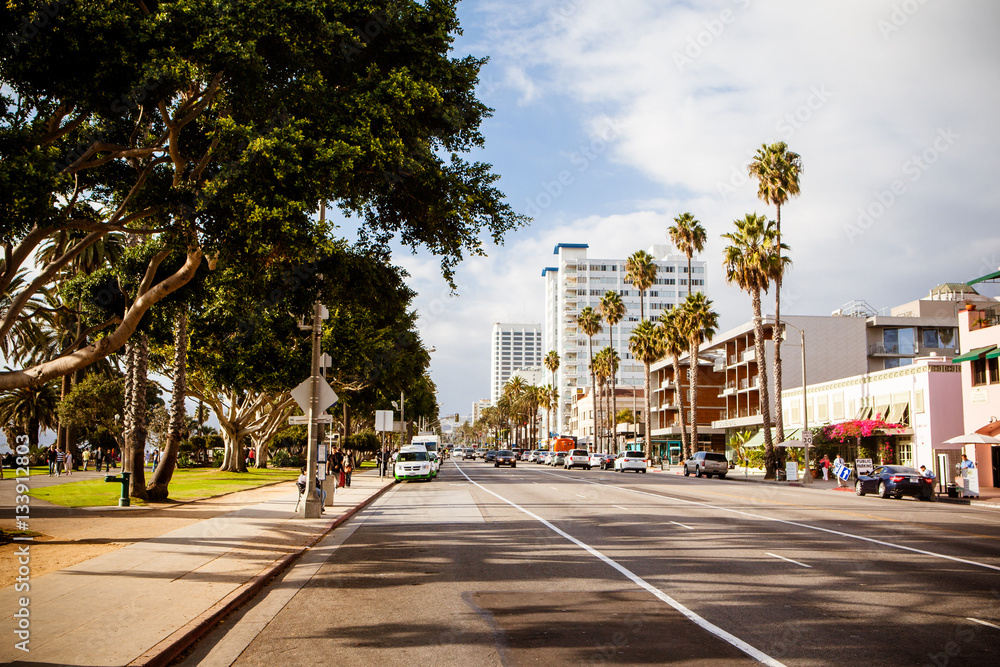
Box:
<box><xmin>543</xmin><ymin>243</ymin><xmax>707</xmax><ymax>434</ymax></box>
<box><xmin>490</xmin><ymin>322</ymin><xmax>543</xmax><ymax>405</ymax></box>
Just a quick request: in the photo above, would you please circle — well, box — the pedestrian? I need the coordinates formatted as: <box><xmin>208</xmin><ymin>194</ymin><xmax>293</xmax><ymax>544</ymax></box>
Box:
<box><xmin>297</xmin><ymin>466</ymin><xmax>326</xmax><ymax>511</ymax></box>
<box><xmin>833</xmin><ymin>454</ymin><xmax>847</xmax><ymax>488</ymax></box>
<box><xmin>64</xmin><ymin>449</ymin><xmax>73</xmax><ymax>475</ymax></box>
<box><xmin>344</xmin><ymin>450</ymin><xmax>353</xmax><ymax>488</ymax></box>
<box><xmin>46</xmin><ymin>445</ymin><xmax>57</xmax><ymax>476</ymax></box>
<box><xmin>55</xmin><ymin>447</ymin><xmax>64</xmax><ymax>477</ymax></box>
<box><xmin>82</xmin><ymin>448</ymin><xmax>91</xmax><ymax>471</ymax></box>
<box><xmin>820</xmin><ymin>455</ymin><xmax>831</xmax><ymax>481</ymax></box>
<box><xmin>94</xmin><ymin>447</ymin><xmax>103</xmax><ymax>472</ymax></box>
<box><xmin>957</xmin><ymin>454</ymin><xmax>975</xmax><ymax>476</ymax></box>
<box><xmin>247</xmin><ymin>447</ymin><xmax>255</xmax><ymax>469</ymax></box>
<box><xmin>331</xmin><ymin>448</ymin><xmax>345</xmax><ymax>488</ymax></box>
<box><xmin>105</xmin><ymin>449</ymin><xmax>114</xmax><ymax>473</ymax></box>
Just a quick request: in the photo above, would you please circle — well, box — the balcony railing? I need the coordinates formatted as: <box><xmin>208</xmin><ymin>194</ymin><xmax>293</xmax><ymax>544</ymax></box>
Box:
<box><xmin>729</xmin><ymin>354</ymin><xmax>738</xmax><ymax>365</ymax></box>
<box><xmin>868</xmin><ymin>343</ymin><xmax>915</xmax><ymax>356</ymax></box>
<box><xmin>742</xmin><ymin>349</ymin><xmax>756</xmax><ymax>363</ymax></box>
<box><xmin>970</xmin><ymin>306</ymin><xmax>1000</xmax><ymax>331</ymax></box>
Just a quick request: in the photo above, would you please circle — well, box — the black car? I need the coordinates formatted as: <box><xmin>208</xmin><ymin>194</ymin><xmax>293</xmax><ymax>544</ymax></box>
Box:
<box><xmin>855</xmin><ymin>465</ymin><xmax>935</xmax><ymax>500</ymax></box>
<box><xmin>484</xmin><ymin>450</ymin><xmax>497</xmax><ymax>463</ymax></box>
<box><xmin>495</xmin><ymin>450</ymin><xmax>516</xmax><ymax>467</ymax></box>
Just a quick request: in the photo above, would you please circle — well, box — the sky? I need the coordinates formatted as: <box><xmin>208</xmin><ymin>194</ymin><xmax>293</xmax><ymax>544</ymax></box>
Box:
<box><xmin>374</xmin><ymin>0</ymin><xmax>1000</xmax><ymax>419</ymax></box>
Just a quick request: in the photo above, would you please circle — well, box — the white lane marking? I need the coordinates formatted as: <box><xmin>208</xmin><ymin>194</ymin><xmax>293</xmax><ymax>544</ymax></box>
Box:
<box><xmin>551</xmin><ymin>487</ymin><xmax>560</xmax><ymax>491</ymax></box>
<box><xmin>766</xmin><ymin>552</ymin><xmax>811</xmax><ymax>569</ymax></box>
<box><xmin>456</xmin><ymin>466</ymin><xmax>786</xmax><ymax>667</ymax></box>
<box><xmin>533</xmin><ymin>469</ymin><xmax>1000</xmax><ymax>574</ymax></box>
<box><xmin>963</xmin><ymin>514</ymin><xmax>1000</xmax><ymax>524</ymax></box>
<box><xmin>967</xmin><ymin>617</ymin><xmax>1000</xmax><ymax>630</ymax></box>
<box><xmin>670</xmin><ymin>521</ymin><xmax>694</xmax><ymax>530</ymax></box>
<box><xmin>576</xmin><ymin>494</ymin><xmax>588</xmax><ymax>498</ymax></box>
<box><xmin>613</xmin><ymin>505</ymin><xmax>629</xmax><ymax>511</ymax></box>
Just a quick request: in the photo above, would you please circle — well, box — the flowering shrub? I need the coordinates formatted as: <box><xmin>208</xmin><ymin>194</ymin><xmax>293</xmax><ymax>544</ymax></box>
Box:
<box><xmin>821</xmin><ymin>417</ymin><xmax>906</xmax><ymax>442</ymax></box>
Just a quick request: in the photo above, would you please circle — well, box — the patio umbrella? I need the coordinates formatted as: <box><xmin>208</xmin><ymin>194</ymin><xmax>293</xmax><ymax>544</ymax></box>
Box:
<box><xmin>942</xmin><ymin>433</ymin><xmax>1000</xmax><ymax>445</ymax></box>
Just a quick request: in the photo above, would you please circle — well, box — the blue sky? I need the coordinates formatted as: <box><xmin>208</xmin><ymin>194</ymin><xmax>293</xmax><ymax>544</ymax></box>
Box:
<box><xmin>368</xmin><ymin>0</ymin><xmax>1000</xmax><ymax>419</ymax></box>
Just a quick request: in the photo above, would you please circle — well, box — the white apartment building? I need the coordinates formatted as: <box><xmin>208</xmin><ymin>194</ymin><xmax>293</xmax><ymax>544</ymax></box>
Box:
<box><xmin>543</xmin><ymin>243</ymin><xmax>706</xmax><ymax>434</ymax></box>
<box><xmin>490</xmin><ymin>322</ymin><xmax>543</xmax><ymax>405</ymax></box>
<box><xmin>472</xmin><ymin>399</ymin><xmax>491</xmax><ymax>424</ymax></box>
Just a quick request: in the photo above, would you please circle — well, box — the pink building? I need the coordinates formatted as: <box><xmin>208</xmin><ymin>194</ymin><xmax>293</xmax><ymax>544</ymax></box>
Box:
<box><xmin>952</xmin><ymin>273</ymin><xmax>1000</xmax><ymax>491</ymax></box>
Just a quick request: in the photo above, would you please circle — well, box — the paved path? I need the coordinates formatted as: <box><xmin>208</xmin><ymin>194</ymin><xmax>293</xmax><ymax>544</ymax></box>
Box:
<box><xmin>1</xmin><ymin>470</ymin><xmax>394</xmax><ymax>666</ymax></box>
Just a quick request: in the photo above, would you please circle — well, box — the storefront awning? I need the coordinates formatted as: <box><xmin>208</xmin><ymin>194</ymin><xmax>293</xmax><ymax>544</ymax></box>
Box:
<box><xmin>887</xmin><ymin>402</ymin><xmax>909</xmax><ymax>425</ymax></box>
<box><xmin>744</xmin><ymin>427</ymin><xmax>801</xmax><ymax>448</ymax></box>
<box><xmin>987</xmin><ymin>347</ymin><xmax>1000</xmax><ymax>360</ymax></box>
<box><xmin>951</xmin><ymin>345</ymin><xmax>997</xmax><ymax>363</ymax></box>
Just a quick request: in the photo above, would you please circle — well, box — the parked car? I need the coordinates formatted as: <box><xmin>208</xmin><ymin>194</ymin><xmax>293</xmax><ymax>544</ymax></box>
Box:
<box><xmin>614</xmin><ymin>451</ymin><xmax>647</xmax><ymax>473</ymax></box>
<box><xmin>549</xmin><ymin>451</ymin><xmax>567</xmax><ymax>466</ymax></box>
<box><xmin>590</xmin><ymin>452</ymin><xmax>614</xmax><ymax>469</ymax></box>
<box><xmin>543</xmin><ymin>451</ymin><xmax>556</xmax><ymax>465</ymax></box>
<box><xmin>564</xmin><ymin>449</ymin><xmax>591</xmax><ymax>470</ymax></box>
<box><xmin>533</xmin><ymin>450</ymin><xmax>549</xmax><ymax>463</ymax></box>
<box><xmin>495</xmin><ymin>450</ymin><xmax>517</xmax><ymax>467</ymax></box>
<box><xmin>485</xmin><ymin>451</ymin><xmax>497</xmax><ymax>463</ymax></box>
<box><xmin>683</xmin><ymin>451</ymin><xmax>729</xmax><ymax>478</ymax></box>
<box><xmin>855</xmin><ymin>465</ymin><xmax>935</xmax><ymax>500</ymax></box>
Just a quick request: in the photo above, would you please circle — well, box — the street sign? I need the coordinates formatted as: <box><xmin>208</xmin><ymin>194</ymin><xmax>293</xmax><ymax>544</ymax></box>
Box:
<box><xmin>288</xmin><ymin>415</ymin><xmax>333</xmax><ymax>425</ymax></box>
<box><xmin>291</xmin><ymin>377</ymin><xmax>339</xmax><ymax>414</ymax></box>
<box><xmin>855</xmin><ymin>458</ymin><xmax>874</xmax><ymax>475</ymax></box>
<box><xmin>834</xmin><ymin>464</ymin><xmax>851</xmax><ymax>481</ymax></box>
<box><xmin>802</xmin><ymin>430</ymin><xmax>813</xmax><ymax>446</ymax></box>
<box><xmin>375</xmin><ymin>410</ymin><xmax>394</xmax><ymax>432</ymax></box>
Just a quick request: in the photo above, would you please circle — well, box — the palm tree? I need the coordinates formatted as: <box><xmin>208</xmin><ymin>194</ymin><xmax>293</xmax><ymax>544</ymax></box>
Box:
<box><xmin>600</xmin><ymin>290</ymin><xmax>626</xmax><ymax>450</ymax></box>
<box><xmin>668</xmin><ymin>212</ymin><xmax>707</xmax><ymax>298</ymax></box>
<box><xmin>748</xmin><ymin>142</ymin><xmax>802</xmax><ymax>446</ymax></box>
<box><xmin>0</xmin><ymin>382</ymin><xmax>59</xmax><ymax>449</ymax></box>
<box><xmin>659</xmin><ymin>309</ymin><xmax>689</xmax><ymax>459</ymax></box>
<box><xmin>678</xmin><ymin>292</ymin><xmax>718</xmax><ymax>457</ymax></box>
<box><xmin>722</xmin><ymin>213</ymin><xmax>786</xmax><ymax>479</ymax></box>
<box><xmin>540</xmin><ymin>384</ymin><xmax>554</xmax><ymax>448</ymax></box>
<box><xmin>625</xmin><ymin>250</ymin><xmax>657</xmax><ymax>322</ymax></box>
<box><xmin>544</xmin><ymin>350</ymin><xmax>560</xmax><ymax>439</ymax></box>
<box><xmin>577</xmin><ymin>307</ymin><xmax>603</xmax><ymax>449</ymax></box>
<box><xmin>504</xmin><ymin>376</ymin><xmax>528</xmax><ymax>446</ymax></box>
<box><xmin>593</xmin><ymin>351</ymin><xmax>609</xmax><ymax>450</ymax></box>
<box><xmin>629</xmin><ymin>320</ymin><xmax>663</xmax><ymax>462</ymax></box>
<box><xmin>147</xmin><ymin>309</ymin><xmax>187</xmax><ymax>500</ymax></box>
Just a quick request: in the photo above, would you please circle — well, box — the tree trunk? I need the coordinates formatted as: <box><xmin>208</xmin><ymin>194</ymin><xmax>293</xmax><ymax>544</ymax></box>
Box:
<box><xmin>773</xmin><ymin>203</ymin><xmax>785</xmax><ymax>468</ymax></box>
<box><xmin>689</xmin><ymin>340</ymin><xmax>699</xmax><ymax>456</ymax></box>
<box><xmin>672</xmin><ymin>355</ymin><xmax>688</xmax><ymax>459</ymax></box>
<box><xmin>125</xmin><ymin>334</ymin><xmax>149</xmax><ymax>499</ymax></box>
<box><xmin>643</xmin><ymin>362</ymin><xmax>653</xmax><ymax>462</ymax></box>
<box><xmin>752</xmin><ymin>289</ymin><xmax>776</xmax><ymax>479</ymax></box>
<box><xmin>147</xmin><ymin>311</ymin><xmax>187</xmax><ymax>500</ymax></box>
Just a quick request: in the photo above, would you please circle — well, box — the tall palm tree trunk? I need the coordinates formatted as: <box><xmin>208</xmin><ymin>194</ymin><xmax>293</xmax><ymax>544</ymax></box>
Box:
<box><xmin>125</xmin><ymin>334</ymin><xmax>150</xmax><ymax>499</ymax></box>
<box><xmin>752</xmin><ymin>289</ymin><xmax>776</xmax><ymax>478</ymax></box>
<box><xmin>773</xmin><ymin>203</ymin><xmax>784</xmax><ymax>454</ymax></box>
<box><xmin>643</xmin><ymin>363</ymin><xmax>652</xmax><ymax>462</ymax></box>
<box><xmin>147</xmin><ymin>311</ymin><xmax>187</xmax><ymax>500</ymax></box>
<box><xmin>689</xmin><ymin>343</ymin><xmax>699</xmax><ymax>455</ymax></box>
<box><xmin>588</xmin><ymin>338</ymin><xmax>596</xmax><ymax>450</ymax></box>
<box><xmin>672</xmin><ymin>355</ymin><xmax>689</xmax><ymax>460</ymax></box>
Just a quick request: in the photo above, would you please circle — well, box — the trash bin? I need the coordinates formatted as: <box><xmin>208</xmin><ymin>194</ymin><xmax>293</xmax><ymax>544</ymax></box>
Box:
<box><xmin>776</xmin><ymin>469</ymin><xmax>786</xmax><ymax>482</ymax></box>
<box><xmin>946</xmin><ymin>484</ymin><xmax>960</xmax><ymax>498</ymax></box>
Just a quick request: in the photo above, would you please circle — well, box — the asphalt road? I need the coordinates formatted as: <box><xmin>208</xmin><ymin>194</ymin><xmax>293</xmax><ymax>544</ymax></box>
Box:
<box><xmin>185</xmin><ymin>459</ymin><xmax>1000</xmax><ymax>666</ymax></box>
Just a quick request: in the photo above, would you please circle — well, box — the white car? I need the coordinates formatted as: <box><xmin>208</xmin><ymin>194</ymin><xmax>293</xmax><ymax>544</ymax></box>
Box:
<box><xmin>394</xmin><ymin>450</ymin><xmax>434</xmax><ymax>482</ymax></box>
<box><xmin>564</xmin><ymin>449</ymin><xmax>591</xmax><ymax>470</ymax></box>
<box><xmin>614</xmin><ymin>451</ymin><xmax>647</xmax><ymax>473</ymax></box>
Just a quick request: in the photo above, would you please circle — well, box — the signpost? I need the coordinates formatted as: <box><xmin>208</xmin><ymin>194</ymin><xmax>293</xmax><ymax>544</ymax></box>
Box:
<box><xmin>288</xmin><ymin>415</ymin><xmax>333</xmax><ymax>425</ymax></box>
<box><xmin>375</xmin><ymin>410</ymin><xmax>394</xmax><ymax>479</ymax></box>
<box><xmin>855</xmin><ymin>458</ymin><xmax>874</xmax><ymax>476</ymax></box>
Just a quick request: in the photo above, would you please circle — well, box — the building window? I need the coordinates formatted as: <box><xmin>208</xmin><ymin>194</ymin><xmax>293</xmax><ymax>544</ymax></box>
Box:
<box><xmin>989</xmin><ymin>357</ymin><xmax>999</xmax><ymax>384</ymax></box>
<box><xmin>914</xmin><ymin>389</ymin><xmax>925</xmax><ymax>413</ymax></box>
<box><xmin>973</xmin><ymin>358</ymin><xmax>987</xmax><ymax>386</ymax></box>
<box><xmin>832</xmin><ymin>393</ymin><xmax>844</xmax><ymax>420</ymax></box>
<box><xmin>897</xmin><ymin>439</ymin><xmax>914</xmax><ymax>467</ymax></box>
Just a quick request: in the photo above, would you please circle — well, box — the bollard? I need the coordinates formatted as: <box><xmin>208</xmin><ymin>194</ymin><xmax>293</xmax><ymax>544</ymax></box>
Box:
<box><xmin>104</xmin><ymin>471</ymin><xmax>131</xmax><ymax>506</ymax></box>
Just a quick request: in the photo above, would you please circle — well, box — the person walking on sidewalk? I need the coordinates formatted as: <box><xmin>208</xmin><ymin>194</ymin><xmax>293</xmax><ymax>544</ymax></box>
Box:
<box><xmin>55</xmin><ymin>448</ymin><xmax>64</xmax><ymax>477</ymax></box>
<box><xmin>94</xmin><ymin>447</ymin><xmax>103</xmax><ymax>472</ymax></box>
<box><xmin>833</xmin><ymin>454</ymin><xmax>848</xmax><ymax>488</ymax></box>
<box><xmin>344</xmin><ymin>450</ymin><xmax>354</xmax><ymax>488</ymax></box>
<box><xmin>47</xmin><ymin>445</ymin><xmax>57</xmax><ymax>476</ymax></box>
<box><xmin>82</xmin><ymin>448</ymin><xmax>91</xmax><ymax>471</ymax></box>
<box><xmin>64</xmin><ymin>449</ymin><xmax>73</xmax><ymax>475</ymax></box>
<box><xmin>820</xmin><ymin>455</ymin><xmax>831</xmax><ymax>481</ymax></box>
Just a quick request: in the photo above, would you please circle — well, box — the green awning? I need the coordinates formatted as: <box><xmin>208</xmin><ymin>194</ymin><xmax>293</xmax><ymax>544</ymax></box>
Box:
<box><xmin>968</xmin><ymin>269</ymin><xmax>1000</xmax><ymax>286</ymax></box>
<box><xmin>952</xmin><ymin>345</ymin><xmax>997</xmax><ymax>363</ymax></box>
<box><xmin>743</xmin><ymin>427</ymin><xmax>801</xmax><ymax>448</ymax></box>
<box><xmin>987</xmin><ymin>347</ymin><xmax>1000</xmax><ymax>360</ymax></box>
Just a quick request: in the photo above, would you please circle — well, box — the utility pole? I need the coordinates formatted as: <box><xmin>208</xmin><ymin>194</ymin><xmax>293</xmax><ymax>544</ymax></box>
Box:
<box><xmin>299</xmin><ymin>300</ymin><xmax>325</xmax><ymax>518</ymax></box>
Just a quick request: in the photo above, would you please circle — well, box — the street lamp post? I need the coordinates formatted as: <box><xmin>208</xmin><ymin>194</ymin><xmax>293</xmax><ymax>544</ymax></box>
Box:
<box><xmin>781</xmin><ymin>322</ymin><xmax>811</xmax><ymax>484</ymax></box>
<box><xmin>301</xmin><ymin>300</ymin><xmax>324</xmax><ymax>518</ymax></box>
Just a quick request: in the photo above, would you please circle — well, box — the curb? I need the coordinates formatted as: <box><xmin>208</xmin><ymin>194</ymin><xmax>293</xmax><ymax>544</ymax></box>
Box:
<box><xmin>127</xmin><ymin>478</ymin><xmax>396</xmax><ymax>667</ymax></box>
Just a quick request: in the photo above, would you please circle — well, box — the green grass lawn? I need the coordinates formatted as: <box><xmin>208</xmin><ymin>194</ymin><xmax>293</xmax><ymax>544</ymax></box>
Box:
<box><xmin>28</xmin><ymin>467</ymin><xmax>299</xmax><ymax>508</ymax></box>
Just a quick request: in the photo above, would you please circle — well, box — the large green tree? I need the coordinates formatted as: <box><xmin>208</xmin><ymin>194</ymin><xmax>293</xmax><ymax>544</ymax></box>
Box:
<box><xmin>748</xmin><ymin>143</ymin><xmax>802</xmax><ymax>446</ymax></box>
<box><xmin>667</xmin><ymin>212</ymin><xmax>706</xmax><ymax>297</ymax></box>
<box><xmin>0</xmin><ymin>0</ymin><xmax>525</xmax><ymax>391</ymax></box>
<box><xmin>628</xmin><ymin>319</ymin><xmax>663</xmax><ymax>462</ymax></box>
<box><xmin>625</xmin><ymin>250</ymin><xmax>657</xmax><ymax>322</ymax></box>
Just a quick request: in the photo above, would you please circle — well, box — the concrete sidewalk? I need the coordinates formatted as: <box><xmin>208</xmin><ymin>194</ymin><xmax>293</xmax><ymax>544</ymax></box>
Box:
<box><xmin>1</xmin><ymin>469</ymin><xmax>395</xmax><ymax>666</ymax></box>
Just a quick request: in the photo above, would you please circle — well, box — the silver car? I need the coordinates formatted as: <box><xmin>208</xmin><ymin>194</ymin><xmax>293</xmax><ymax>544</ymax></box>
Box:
<box><xmin>683</xmin><ymin>451</ymin><xmax>729</xmax><ymax>479</ymax></box>
<box><xmin>614</xmin><ymin>451</ymin><xmax>647</xmax><ymax>473</ymax></box>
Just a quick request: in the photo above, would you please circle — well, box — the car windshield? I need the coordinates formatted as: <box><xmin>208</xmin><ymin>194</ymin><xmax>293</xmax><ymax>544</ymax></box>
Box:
<box><xmin>624</xmin><ymin>453</ymin><xmax>643</xmax><ymax>458</ymax></box>
<box><xmin>571</xmin><ymin>450</ymin><xmax>588</xmax><ymax>456</ymax></box>
<box><xmin>498</xmin><ymin>451</ymin><xmax>513</xmax><ymax>456</ymax></box>
<box><xmin>398</xmin><ymin>452</ymin><xmax>427</xmax><ymax>462</ymax></box>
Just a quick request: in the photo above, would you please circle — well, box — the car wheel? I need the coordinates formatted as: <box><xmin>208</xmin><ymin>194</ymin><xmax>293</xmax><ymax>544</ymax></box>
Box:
<box><xmin>695</xmin><ymin>467</ymin><xmax>702</xmax><ymax>478</ymax></box>
<box><xmin>878</xmin><ymin>481</ymin><xmax>890</xmax><ymax>499</ymax></box>
<box><xmin>512</xmin><ymin>463</ymin><xmax>516</xmax><ymax>468</ymax></box>
<box><xmin>683</xmin><ymin>466</ymin><xmax>690</xmax><ymax>477</ymax></box>
<box><xmin>494</xmin><ymin>463</ymin><xmax>499</xmax><ymax>467</ymax></box>
<box><xmin>855</xmin><ymin>480</ymin><xmax>865</xmax><ymax>496</ymax></box>
<box><xmin>718</xmin><ymin>474</ymin><xmax>726</xmax><ymax>480</ymax></box>
<box><xmin>641</xmin><ymin>469</ymin><xmax>647</xmax><ymax>473</ymax></box>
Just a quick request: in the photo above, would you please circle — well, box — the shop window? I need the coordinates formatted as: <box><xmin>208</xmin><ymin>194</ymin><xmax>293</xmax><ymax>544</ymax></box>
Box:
<box><xmin>989</xmin><ymin>357</ymin><xmax>999</xmax><ymax>384</ymax></box>
<box><xmin>973</xmin><ymin>358</ymin><xmax>987</xmax><ymax>386</ymax></box>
